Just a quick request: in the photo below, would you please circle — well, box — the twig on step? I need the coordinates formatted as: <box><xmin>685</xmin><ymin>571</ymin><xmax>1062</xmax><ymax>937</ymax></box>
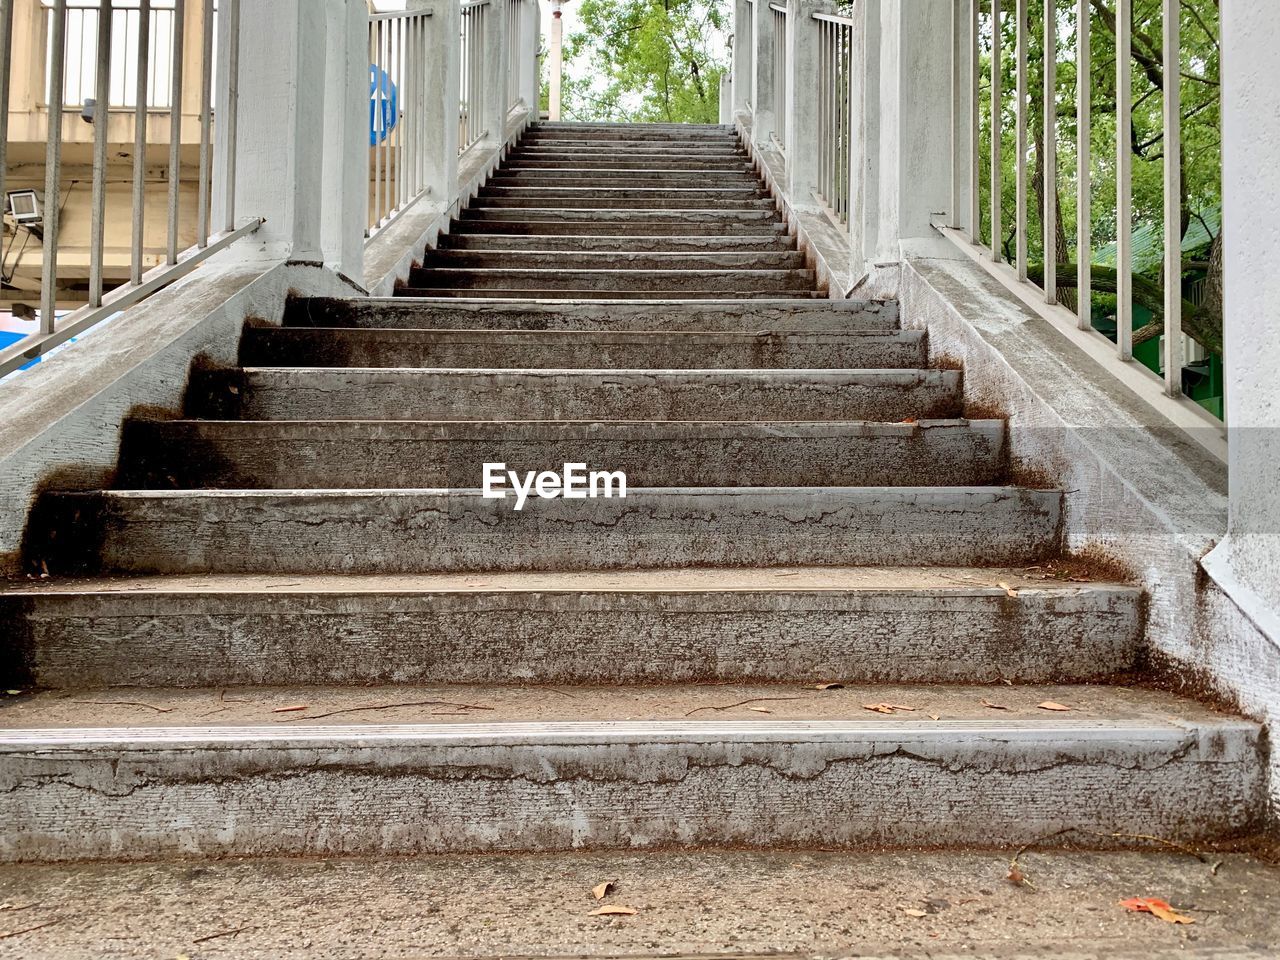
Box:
<box><xmin>685</xmin><ymin>697</ymin><xmax>802</xmax><ymax>717</ymax></box>
<box><xmin>276</xmin><ymin>700</ymin><xmax>493</xmax><ymax>722</ymax></box>
<box><xmin>0</xmin><ymin>920</ymin><xmax>60</xmax><ymax>941</ymax></box>
<box><xmin>193</xmin><ymin>925</ymin><xmax>256</xmax><ymax>944</ymax></box>
<box><xmin>72</xmin><ymin>700</ymin><xmax>173</xmax><ymax>713</ymax></box>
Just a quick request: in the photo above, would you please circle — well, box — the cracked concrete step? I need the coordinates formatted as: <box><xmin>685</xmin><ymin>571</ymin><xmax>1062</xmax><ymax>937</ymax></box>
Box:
<box><xmin>187</xmin><ymin>368</ymin><xmax>961</xmax><ymax>421</ymax></box>
<box><xmin>0</xmin><ymin>568</ymin><xmax>1139</xmax><ymax>687</ymax></box>
<box><xmin>116</xmin><ymin>419</ymin><xmax>1002</xmax><ymax>489</ymax></box>
<box><xmin>492</xmin><ymin>170</ymin><xmax>764</xmax><ymax>186</ymax></box>
<box><xmin>26</xmin><ymin>486</ymin><xmax>1060</xmax><ymax>575</ymax></box>
<box><xmin>470</xmin><ymin>196</ymin><xmax>776</xmax><ymax>211</ymax></box>
<box><xmin>501</xmin><ymin>158</ymin><xmax>755</xmax><ymax>171</ymax></box>
<box><xmin>421</xmin><ymin>250</ymin><xmax>805</xmax><ymax>271</ymax></box>
<box><xmin>0</xmin><ymin>684</ymin><xmax>1261</xmax><ymax>860</ymax></box>
<box><xmin>406</xmin><ymin>268</ymin><xmax>817</xmax><ymax>293</ymax></box>
<box><xmin>434</xmin><ymin>234</ymin><xmax>798</xmax><ymax>254</ymax></box>
<box><xmin>397</xmin><ymin>287</ymin><xmax>828</xmax><ymax>300</ymax></box>
<box><xmin>461</xmin><ymin>207</ymin><xmax>783</xmax><ymax>225</ymax></box>
<box><xmin>511</xmin><ymin>144</ymin><xmax>746</xmax><ymax>158</ymax></box>
<box><xmin>284</xmin><ymin>297</ymin><xmax>899</xmax><ymax>332</ymax></box>
<box><xmin>446</xmin><ymin>217</ymin><xmax>785</xmax><ymax>236</ymax></box>
<box><xmin>238</xmin><ymin>327</ymin><xmax>926</xmax><ymax>369</ymax></box>
<box><xmin>478</xmin><ymin>186</ymin><xmax>768</xmax><ymax>202</ymax></box>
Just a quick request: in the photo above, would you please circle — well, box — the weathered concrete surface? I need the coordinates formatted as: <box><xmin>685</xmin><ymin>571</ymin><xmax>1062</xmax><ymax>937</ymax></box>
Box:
<box><xmin>239</xmin><ymin>327</ymin><xmax>927</xmax><ymax>369</ymax></box>
<box><xmin>437</xmin><ymin>233</ymin><xmax>793</xmax><ymax>252</ymax></box>
<box><xmin>187</xmin><ymin>368</ymin><xmax>962</xmax><ymax>421</ymax></box>
<box><xmin>116</xmin><ymin>419</ymin><xmax>1001</xmax><ymax>489</ymax></box>
<box><xmin>401</xmin><ymin>287</ymin><xmax>827</xmax><ymax>300</ymax></box>
<box><xmin>0</xmin><ymin>567</ymin><xmax>1138</xmax><ymax>687</ymax></box>
<box><xmin>407</xmin><ymin>267</ymin><xmax>817</xmax><ymax>293</ymax></box>
<box><xmin>26</xmin><ymin>487</ymin><xmax>1062</xmax><ymax>574</ymax></box>
<box><xmin>286</xmin><ymin>296</ymin><xmax>900</xmax><ymax>331</ymax></box>
<box><xmin>0</xmin><ymin>684</ymin><xmax>1261</xmax><ymax>860</ymax></box>
<box><xmin>0</xmin><ymin>850</ymin><xmax>1277</xmax><ymax>959</ymax></box>
<box><xmin>462</xmin><ymin>208</ymin><xmax>782</xmax><ymax>225</ymax></box>
<box><xmin>478</xmin><ymin>186</ymin><xmax>767</xmax><ymax>202</ymax></box>
<box><xmin>424</xmin><ymin>249</ymin><xmax>806</xmax><ymax>270</ymax></box>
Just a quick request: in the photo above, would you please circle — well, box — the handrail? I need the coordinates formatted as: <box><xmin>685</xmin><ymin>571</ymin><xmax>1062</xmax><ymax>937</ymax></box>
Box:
<box><xmin>767</xmin><ymin>2</ymin><xmax>787</xmax><ymax>13</ymax></box>
<box><xmin>812</xmin><ymin>11</ymin><xmax>854</xmax><ymax>25</ymax></box>
<box><xmin>370</xmin><ymin>10</ymin><xmax>434</xmax><ymax>21</ymax></box>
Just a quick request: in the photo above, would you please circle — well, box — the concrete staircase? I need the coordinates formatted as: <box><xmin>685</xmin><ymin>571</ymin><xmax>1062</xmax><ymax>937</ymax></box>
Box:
<box><xmin>0</xmin><ymin>121</ymin><xmax>1264</xmax><ymax>863</ymax></box>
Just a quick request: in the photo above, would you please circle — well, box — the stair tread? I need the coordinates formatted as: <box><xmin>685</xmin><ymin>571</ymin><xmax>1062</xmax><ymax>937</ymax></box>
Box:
<box><xmin>0</xmin><ymin>683</ymin><xmax>1243</xmax><ymax>732</ymax></box>
<box><xmin>1</xmin><ymin>564</ymin><xmax>1127</xmax><ymax>596</ymax></box>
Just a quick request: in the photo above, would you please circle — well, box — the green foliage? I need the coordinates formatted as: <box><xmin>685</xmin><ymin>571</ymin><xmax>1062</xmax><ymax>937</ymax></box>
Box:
<box><xmin>557</xmin><ymin>0</ymin><xmax>728</xmax><ymax>122</ymax></box>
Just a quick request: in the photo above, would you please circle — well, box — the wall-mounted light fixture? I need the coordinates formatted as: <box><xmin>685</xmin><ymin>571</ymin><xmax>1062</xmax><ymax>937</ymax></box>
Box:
<box><xmin>6</xmin><ymin>190</ymin><xmax>42</xmax><ymax>226</ymax></box>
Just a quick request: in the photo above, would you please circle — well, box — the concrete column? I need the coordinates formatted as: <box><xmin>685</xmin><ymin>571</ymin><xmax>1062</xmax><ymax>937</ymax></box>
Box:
<box><xmin>518</xmin><ymin>0</ymin><xmax>539</xmax><ymax>117</ymax></box>
<box><xmin>1203</xmin><ymin>2</ymin><xmax>1280</xmax><ymax>635</ymax></box>
<box><xmin>719</xmin><ymin>74</ymin><xmax>731</xmax><ymax>123</ymax></box>
<box><xmin>418</xmin><ymin>0</ymin><xmax>461</xmax><ymax>210</ymax></box>
<box><xmin>784</xmin><ymin>0</ymin><xmax>821</xmax><ymax>206</ymax></box>
<box><xmin>847</xmin><ymin>0</ymin><xmax>880</xmax><ymax>278</ymax></box>
<box><xmin>750</xmin><ymin>0</ymin><xmax>777</xmax><ymax>147</ymax></box>
<box><xmin>479</xmin><ymin>0</ymin><xmax>511</xmax><ymax>141</ymax></box>
<box><xmin>731</xmin><ymin>0</ymin><xmax>752</xmax><ymax>117</ymax></box>
<box><xmin>319</xmin><ymin>0</ymin><xmax>369</xmax><ymax>284</ymax></box>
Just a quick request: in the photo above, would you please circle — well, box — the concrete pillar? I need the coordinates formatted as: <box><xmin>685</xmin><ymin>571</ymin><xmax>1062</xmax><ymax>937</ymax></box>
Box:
<box><xmin>319</xmin><ymin>0</ymin><xmax>369</xmax><ymax>284</ymax></box>
<box><xmin>1203</xmin><ymin>2</ymin><xmax>1280</xmax><ymax>634</ymax></box>
<box><xmin>731</xmin><ymin>0</ymin><xmax>753</xmax><ymax>117</ymax></box>
<box><xmin>750</xmin><ymin>0</ymin><xmax>777</xmax><ymax>147</ymax></box>
<box><xmin>479</xmin><ymin>0</ymin><xmax>511</xmax><ymax>141</ymax></box>
<box><xmin>518</xmin><ymin>0</ymin><xmax>539</xmax><ymax>117</ymax></box>
<box><xmin>784</xmin><ymin>0</ymin><xmax>822</xmax><ymax>206</ymax></box>
<box><xmin>418</xmin><ymin>0</ymin><xmax>461</xmax><ymax>209</ymax></box>
<box><xmin>847</xmin><ymin>0</ymin><xmax>880</xmax><ymax>278</ymax></box>
<box><xmin>719</xmin><ymin>74</ymin><xmax>732</xmax><ymax>123</ymax></box>
<box><xmin>230</xmin><ymin>0</ymin><xmax>329</xmax><ymax>261</ymax></box>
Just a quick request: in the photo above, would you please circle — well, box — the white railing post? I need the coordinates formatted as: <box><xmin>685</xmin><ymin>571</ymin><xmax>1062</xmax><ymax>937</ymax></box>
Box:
<box><xmin>321</xmin><ymin>0</ymin><xmax>369</xmax><ymax>283</ymax></box>
<box><xmin>750</xmin><ymin>0</ymin><xmax>778</xmax><ymax>147</ymax></box>
<box><xmin>479</xmin><ymin>0</ymin><xmax>510</xmax><ymax>143</ymax></box>
<box><xmin>518</xmin><ymin>0</ymin><xmax>539</xmax><ymax>117</ymax></box>
<box><xmin>422</xmin><ymin>0</ymin><xmax>461</xmax><ymax>202</ymax></box>
<box><xmin>731</xmin><ymin>0</ymin><xmax>753</xmax><ymax>117</ymax></box>
<box><xmin>847</xmin><ymin>0</ymin><xmax>881</xmax><ymax>274</ymax></box>
<box><xmin>230</xmin><ymin>0</ymin><xmax>330</xmax><ymax>261</ymax></box>
<box><xmin>783</xmin><ymin>0</ymin><xmax>821</xmax><ymax>204</ymax></box>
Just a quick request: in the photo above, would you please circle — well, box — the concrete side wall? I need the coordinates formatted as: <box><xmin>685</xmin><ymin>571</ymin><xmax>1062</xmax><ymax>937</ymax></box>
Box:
<box><xmin>899</xmin><ymin>246</ymin><xmax>1280</xmax><ymax>815</ymax></box>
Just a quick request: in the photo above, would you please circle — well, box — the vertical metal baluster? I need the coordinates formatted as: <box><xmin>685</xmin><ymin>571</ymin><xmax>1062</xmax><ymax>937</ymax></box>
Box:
<box><xmin>41</xmin><ymin>0</ymin><xmax>68</xmax><ymax>333</ymax></box>
<box><xmin>1116</xmin><ymin>0</ymin><xmax>1132</xmax><ymax>360</ymax></box>
<box><xmin>223</xmin><ymin>0</ymin><xmax>239</xmax><ymax>232</ymax></box>
<box><xmin>1076</xmin><ymin>0</ymin><xmax>1091</xmax><ymax>329</ymax></box>
<box><xmin>395</xmin><ymin>16</ymin><xmax>404</xmax><ymax>214</ymax></box>
<box><xmin>373</xmin><ymin>20</ymin><xmax>382</xmax><ymax>228</ymax></box>
<box><xmin>1162</xmin><ymin>0</ymin><xmax>1181</xmax><ymax>395</ymax></box>
<box><xmin>197</xmin><ymin>0</ymin><xmax>213</xmax><ymax>247</ymax></box>
<box><xmin>1043</xmin><ymin>0</ymin><xmax>1056</xmax><ymax>302</ymax></box>
<box><xmin>131</xmin><ymin>0</ymin><xmax>150</xmax><ymax>284</ymax></box>
<box><xmin>969</xmin><ymin>0</ymin><xmax>979</xmax><ymax>242</ymax></box>
<box><xmin>1015</xmin><ymin>0</ymin><xmax>1027</xmax><ymax>280</ymax></box>
<box><xmin>89</xmin><ymin>0</ymin><xmax>113</xmax><ymax>306</ymax></box>
<box><xmin>166</xmin><ymin>0</ymin><xmax>185</xmax><ymax>264</ymax></box>
<box><xmin>990</xmin><ymin>0</ymin><xmax>1002</xmax><ymax>262</ymax></box>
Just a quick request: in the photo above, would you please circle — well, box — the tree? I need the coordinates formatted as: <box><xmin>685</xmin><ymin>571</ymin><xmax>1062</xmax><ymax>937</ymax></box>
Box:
<box><xmin>556</xmin><ymin>0</ymin><xmax>728</xmax><ymax>123</ymax></box>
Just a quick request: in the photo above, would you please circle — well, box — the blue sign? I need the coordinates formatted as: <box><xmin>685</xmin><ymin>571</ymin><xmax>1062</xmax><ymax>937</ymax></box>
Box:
<box><xmin>370</xmin><ymin>65</ymin><xmax>399</xmax><ymax>145</ymax></box>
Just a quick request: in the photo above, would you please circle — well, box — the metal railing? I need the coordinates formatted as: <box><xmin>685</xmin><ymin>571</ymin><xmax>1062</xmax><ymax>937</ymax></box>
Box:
<box><xmin>740</xmin><ymin>0</ymin><xmax>754</xmax><ymax>111</ymax></box>
<box><xmin>813</xmin><ymin>9</ymin><xmax>851</xmax><ymax>225</ymax></box>
<box><xmin>459</xmin><ymin>0</ymin><xmax>488</xmax><ymax>155</ymax></box>
<box><xmin>769</xmin><ymin>1</ymin><xmax>786</xmax><ymax>152</ymax></box>
<box><xmin>956</xmin><ymin>0</ymin><xmax>1206</xmax><ymax>407</ymax></box>
<box><xmin>368</xmin><ymin>8</ymin><xmax>434</xmax><ymax>238</ymax></box>
<box><xmin>504</xmin><ymin>0</ymin><xmax>522</xmax><ymax>111</ymax></box>
<box><xmin>50</xmin><ymin>0</ymin><xmax>179</xmax><ymax>109</ymax></box>
<box><xmin>1</xmin><ymin>0</ymin><xmax>258</xmax><ymax>380</ymax></box>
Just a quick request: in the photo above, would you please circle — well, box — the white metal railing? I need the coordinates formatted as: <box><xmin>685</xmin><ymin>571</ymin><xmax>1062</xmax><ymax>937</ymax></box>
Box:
<box><xmin>504</xmin><ymin>0</ymin><xmax>521</xmax><ymax>111</ymax></box>
<box><xmin>741</xmin><ymin>0</ymin><xmax>754</xmax><ymax>111</ymax></box>
<box><xmin>954</xmin><ymin>0</ymin><xmax>1210</xmax><ymax>409</ymax></box>
<box><xmin>1</xmin><ymin>0</ymin><xmax>258</xmax><ymax>380</ymax></box>
<box><xmin>813</xmin><ymin>9</ymin><xmax>851</xmax><ymax>225</ymax></box>
<box><xmin>769</xmin><ymin>1</ymin><xmax>786</xmax><ymax>152</ymax></box>
<box><xmin>459</xmin><ymin>0</ymin><xmax>488</xmax><ymax>155</ymax></box>
<box><xmin>49</xmin><ymin>0</ymin><xmax>179</xmax><ymax>109</ymax></box>
<box><xmin>368</xmin><ymin>8</ymin><xmax>434</xmax><ymax>238</ymax></box>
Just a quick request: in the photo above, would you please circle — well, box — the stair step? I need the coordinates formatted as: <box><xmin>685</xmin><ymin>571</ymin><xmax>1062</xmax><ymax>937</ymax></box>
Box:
<box><xmin>461</xmin><ymin>207</ymin><xmax>781</xmax><ymax>224</ymax></box>
<box><xmin>470</xmin><ymin>196</ymin><xmax>776</xmax><ymax>211</ymax></box>
<box><xmin>238</xmin><ymin>327</ymin><xmax>925</xmax><ymax>369</ymax></box>
<box><xmin>436</xmin><ymin>233</ymin><xmax>796</xmax><ymax>253</ymax></box>
<box><xmin>187</xmin><ymin>368</ymin><xmax>961</xmax><ymax>421</ymax></box>
<box><xmin>285</xmin><ymin>297</ymin><xmax>900</xmax><ymax>332</ymax></box>
<box><xmin>478</xmin><ymin>186</ymin><xmax>767</xmax><ymax>201</ymax></box>
<box><xmin>3</xmin><ymin>568</ymin><xmax>1137</xmax><ymax>687</ymax></box>
<box><xmin>399</xmin><ymin>288</ymin><xmax>829</xmax><ymax>300</ymax></box>
<box><xmin>497</xmin><ymin>158</ymin><xmax>753</xmax><ymax>171</ymax></box>
<box><xmin>27</xmin><ymin>486</ymin><xmax>1060</xmax><ymax>575</ymax></box>
<box><xmin>117</xmin><ymin>419</ymin><xmax>1003</xmax><ymax>489</ymax></box>
<box><xmin>407</xmin><ymin>268</ymin><xmax>815</xmax><ymax>293</ymax></box>
<box><xmin>423</xmin><ymin>250</ymin><xmax>805</xmax><ymax>270</ymax></box>
<box><xmin>0</xmin><ymin>684</ymin><xmax>1259</xmax><ymax>860</ymax></box>
<box><xmin>446</xmin><ymin>217</ymin><xmax>784</xmax><ymax>236</ymax></box>
<box><xmin>492</xmin><ymin>170</ymin><xmax>763</xmax><ymax>186</ymax></box>
<box><xmin>512</xmin><ymin>143</ymin><xmax>745</xmax><ymax>155</ymax></box>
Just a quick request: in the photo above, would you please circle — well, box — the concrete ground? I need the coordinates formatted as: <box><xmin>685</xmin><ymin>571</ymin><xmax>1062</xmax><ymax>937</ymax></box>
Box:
<box><xmin>0</xmin><ymin>850</ymin><xmax>1277</xmax><ymax>959</ymax></box>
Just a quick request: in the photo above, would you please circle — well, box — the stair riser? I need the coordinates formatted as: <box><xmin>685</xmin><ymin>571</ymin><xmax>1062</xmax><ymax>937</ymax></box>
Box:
<box><xmin>187</xmin><ymin>369</ymin><xmax>962</xmax><ymax>422</ymax></box>
<box><xmin>437</xmin><ymin>234</ymin><xmax>795</xmax><ymax>253</ymax></box>
<box><xmin>447</xmin><ymin>219</ymin><xmax>785</xmax><ymax>236</ymax></box>
<box><xmin>510</xmin><ymin>147</ymin><xmax>746</xmax><ymax>159</ymax></box>
<box><xmin>424</xmin><ymin>250</ymin><xmax>805</xmax><ymax>269</ymax></box>
<box><xmin>492</xmin><ymin>173</ymin><xmax>763</xmax><ymax>187</ymax></box>
<box><xmin>27</xmin><ymin>488</ymin><xmax>1059</xmax><ymax>575</ymax></box>
<box><xmin>118</xmin><ymin>421</ymin><xmax>1000</xmax><ymax>489</ymax></box>
<box><xmin>470</xmin><ymin>198</ymin><xmax>775</xmax><ymax>211</ymax></box>
<box><xmin>401</xmin><ymin>289</ymin><xmax>827</xmax><ymax>300</ymax></box>
<box><xmin>479</xmin><ymin>187</ymin><xmax>767</xmax><ymax>201</ymax></box>
<box><xmin>7</xmin><ymin>586</ymin><xmax>1137</xmax><ymax>689</ymax></box>
<box><xmin>283</xmin><ymin>298</ymin><xmax>900</xmax><ymax>332</ymax></box>
<box><xmin>408</xmin><ymin>269</ymin><xmax>814</xmax><ymax>293</ymax></box>
<box><xmin>0</xmin><ymin>723</ymin><xmax>1258</xmax><ymax>861</ymax></box>
<box><xmin>461</xmin><ymin>208</ymin><xmax>779</xmax><ymax>224</ymax></box>
<box><xmin>239</xmin><ymin>328</ymin><xmax>924</xmax><ymax>369</ymax></box>
<box><xmin>499</xmin><ymin>159</ymin><xmax>753</xmax><ymax>171</ymax></box>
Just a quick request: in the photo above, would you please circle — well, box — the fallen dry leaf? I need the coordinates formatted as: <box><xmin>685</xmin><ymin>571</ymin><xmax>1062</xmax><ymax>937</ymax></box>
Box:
<box><xmin>997</xmin><ymin>581</ymin><xmax>1019</xmax><ymax>598</ymax></box>
<box><xmin>591</xmin><ymin>881</ymin><xmax>615</xmax><ymax>901</ymax></box>
<box><xmin>1007</xmin><ymin>864</ymin><xmax>1030</xmax><ymax>887</ymax></box>
<box><xmin>747</xmin><ymin>707</ymin><xmax>773</xmax><ymax>714</ymax></box>
<box><xmin>1120</xmin><ymin>897</ymin><xmax>1195</xmax><ymax>924</ymax></box>
<box><xmin>901</xmin><ymin>908</ymin><xmax>928</xmax><ymax>918</ymax></box>
<box><xmin>928</xmin><ymin>713</ymin><xmax>941</xmax><ymax>721</ymax></box>
<box><xmin>272</xmin><ymin>704</ymin><xmax>308</xmax><ymax>713</ymax></box>
<box><xmin>815</xmin><ymin>682</ymin><xmax>845</xmax><ymax>691</ymax></box>
<box><xmin>980</xmin><ymin>698</ymin><xmax>1010</xmax><ymax>711</ymax></box>
<box><xmin>588</xmin><ymin>905</ymin><xmax>637</xmax><ymax>916</ymax></box>
<box><xmin>1037</xmin><ymin>701</ymin><xmax>1073</xmax><ymax>712</ymax></box>
<box><xmin>863</xmin><ymin>702</ymin><xmax>918</xmax><ymax>714</ymax></box>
